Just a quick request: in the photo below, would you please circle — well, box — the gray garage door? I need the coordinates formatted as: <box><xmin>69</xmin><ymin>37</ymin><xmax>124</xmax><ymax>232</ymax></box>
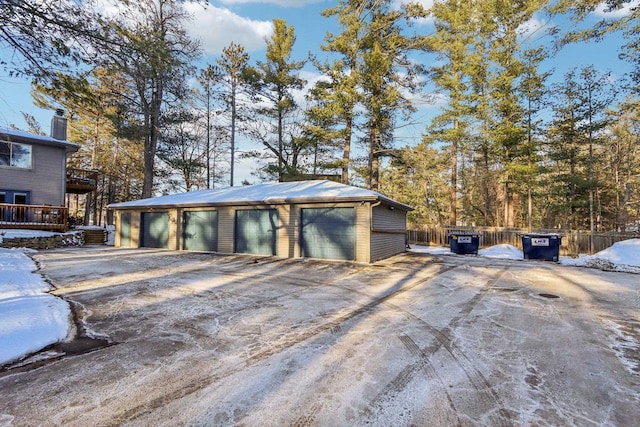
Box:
<box><xmin>235</xmin><ymin>209</ymin><xmax>277</xmax><ymax>255</ymax></box>
<box><xmin>183</xmin><ymin>210</ymin><xmax>218</xmax><ymax>252</ymax></box>
<box><xmin>140</xmin><ymin>212</ymin><xmax>169</xmax><ymax>248</ymax></box>
<box><xmin>120</xmin><ymin>212</ymin><xmax>131</xmax><ymax>247</ymax></box>
<box><xmin>300</xmin><ymin>207</ymin><xmax>355</xmax><ymax>260</ymax></box>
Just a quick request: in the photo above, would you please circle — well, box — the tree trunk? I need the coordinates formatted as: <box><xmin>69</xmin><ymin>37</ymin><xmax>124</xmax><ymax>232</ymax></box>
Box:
<box><xmin>230</xmin><ymin>82</ymin><xmax>237</xmax><ymax>186</ymax></box>
<box><xmin>342</xmin><ymin>112</ymin><xmax>352</xmax><ymax>184</ymax></box>
<box><xmin>450</xmin><ymin>118</ymin><xmax>458</xmax><ymax>226</ymax></box>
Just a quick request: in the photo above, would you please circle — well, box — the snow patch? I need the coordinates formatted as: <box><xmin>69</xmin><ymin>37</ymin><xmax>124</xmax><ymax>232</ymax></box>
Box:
<box><xmin>561</xmin><ymin>239</ymin><xmax>640</xmax><ymax>274</ymax></box>
<box><xmin>0</xmin><ymin>249</ymin><xmax>71</xmax><ymax>366</ymax></box>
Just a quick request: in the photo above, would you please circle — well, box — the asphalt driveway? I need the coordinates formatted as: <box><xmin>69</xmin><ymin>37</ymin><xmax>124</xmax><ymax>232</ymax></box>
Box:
<box><xmin>1</xmin><ymin>247</ymin><xmax>638</xmax><ymax>426</ymax></box>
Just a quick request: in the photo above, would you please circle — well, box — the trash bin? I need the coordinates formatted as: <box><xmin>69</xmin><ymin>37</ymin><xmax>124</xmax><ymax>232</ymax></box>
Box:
<box><xmin>449</xmin><ymin>233</ymin><xmax>480</xmax><ymax>255</ymax></box>
<box><xmin>521</xmin><ymin>234</ymin><xmax>562</xmax><ymax>262</ymax></box>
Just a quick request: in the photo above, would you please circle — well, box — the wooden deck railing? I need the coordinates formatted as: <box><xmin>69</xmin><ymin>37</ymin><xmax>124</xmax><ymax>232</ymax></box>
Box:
<box><xmin>66</xmin><ymin>168</ymin><xmax>98</xmax><ymax>194</ymax></box>
<box><xmin>0</xmin><ymin>203</ymin><xmax>68</xmax><ymax>231</ymax></box>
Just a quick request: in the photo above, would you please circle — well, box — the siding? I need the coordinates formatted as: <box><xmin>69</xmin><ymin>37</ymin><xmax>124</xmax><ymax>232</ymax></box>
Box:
<box><xmin>113</xmin><ymin>200</ymin><xmax>407</xmax><ymax>264</ymax></box>
<box><xmin>370</xmin><ymin>203</ymin><xmax>407</xmax><ymax>262</ymax></box>
<box><xmin>217</xmin><ymin>207</ymin><xmax>235</xmax><ymax>254</ymax></box>
<box><xmin>0</xmin><ymin>144</ymin><xmax>67</xmax><ymax>205</ymax></box>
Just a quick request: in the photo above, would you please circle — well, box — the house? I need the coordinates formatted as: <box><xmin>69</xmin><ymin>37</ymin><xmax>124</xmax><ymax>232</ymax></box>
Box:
<box><xmin>109</xmin><ymin>180</ymin><xmax>413</xmax><ymax>263</ymax></box>
<box><xmin>0</xmin><ymin>110</ymin><xmax>89</xmax><ymax>231</ymax></box>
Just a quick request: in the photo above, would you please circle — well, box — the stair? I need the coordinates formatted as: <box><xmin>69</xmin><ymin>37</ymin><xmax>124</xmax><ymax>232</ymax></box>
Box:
<box><xmin>84</xmin><ymin>228</ymin><xmax>106</xmax><ymax>245</ymax></box>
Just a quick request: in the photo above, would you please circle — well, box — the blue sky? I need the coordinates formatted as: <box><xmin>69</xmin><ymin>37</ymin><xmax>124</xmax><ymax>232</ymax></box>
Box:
<box><xmin>0</xmin><ymin>0</ymin><xmax>635</xmax><ymax>145</ymax></box>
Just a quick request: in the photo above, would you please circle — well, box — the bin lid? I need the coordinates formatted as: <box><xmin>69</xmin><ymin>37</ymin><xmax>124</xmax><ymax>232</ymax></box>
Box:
<box><xmin>521</xmin><ymin>233</ymin><xmax>562</xmax><ymax>238</ymax></box>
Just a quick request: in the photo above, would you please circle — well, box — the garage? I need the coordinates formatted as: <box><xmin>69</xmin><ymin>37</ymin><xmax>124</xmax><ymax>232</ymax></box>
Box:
<box><xmin>300</xmin><ymin>207</ymin><xmax>355</xmax><ymax>260</ymax></box>
<box><xmin>182</xmin><ymin>210</ymin><xmax>218</xmax><ymax>252</ymax></box>
<box><xmin>140</xmin><ymin>212</ymin><xmax>169</xmax><ymax>248</ymax></box>
<box><xmin>110</xmin><ymin>180</ymin><xmax>412</xmax><ymax>263</ymax></box>
<box><xmin>234</xmin><ymin>209</ymin><xmax>277</xmax><ymax>256</ymax></box>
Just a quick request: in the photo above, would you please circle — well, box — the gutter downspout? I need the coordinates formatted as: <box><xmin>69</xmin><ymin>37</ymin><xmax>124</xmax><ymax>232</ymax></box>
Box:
<box><xmin>370</xmin><ymin>200</ymin><xmax>383</xmax><ymax>231</ymax></box>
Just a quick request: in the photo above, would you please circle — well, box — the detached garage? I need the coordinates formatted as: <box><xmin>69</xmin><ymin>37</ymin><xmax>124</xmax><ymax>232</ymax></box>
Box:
<box><xmin>109</xmin><ymin>180</ymin><xmax>412</xmax><ymax>263</ymax></box>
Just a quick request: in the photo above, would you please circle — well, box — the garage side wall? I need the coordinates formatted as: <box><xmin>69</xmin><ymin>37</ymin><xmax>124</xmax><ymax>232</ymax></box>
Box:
<box><xmin>370</xmin><ymin>204</ymin><xmax>407</xmax><ymax>262</ymax></box>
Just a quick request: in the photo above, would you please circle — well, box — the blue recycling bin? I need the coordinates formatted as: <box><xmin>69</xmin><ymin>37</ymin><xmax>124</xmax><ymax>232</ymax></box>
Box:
<box><xmin>521</xmin><ymin>234</ymin><xmax>562</xmax><ymax>262</ymax></box>
<box><xmin>449</xmin><ymin>233</ymin><xmax>480</xmax><ymax>255</ymax></box>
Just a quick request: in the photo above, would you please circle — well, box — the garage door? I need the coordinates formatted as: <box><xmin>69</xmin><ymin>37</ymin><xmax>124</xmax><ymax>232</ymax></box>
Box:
<box><xmin>235</xmin><ymin>209</ymin><xmax>277</xmax><ymax>255</ymax></box>
<box><xmin>120</xmin><ymin>212</ymin><xmax>131</xmax><ymax>247</ymax></box>
<box><xmin>300</xmin><ymin>207</ymin><xmax>355</xmax><ymax>260</ymax></box>
<box><xmin>140</xmin><ymin>212</ymin><xmax>169</xmax><ymax>248</ymax></box>
<box><xmin>183</xmin><ymin>210</ymin><xmax>218</xmax><ymax>252</ymax></box>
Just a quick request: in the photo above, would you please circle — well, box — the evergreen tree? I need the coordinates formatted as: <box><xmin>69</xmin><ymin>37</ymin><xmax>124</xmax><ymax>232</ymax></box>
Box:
<box><xmin>251</xmin><ymin>19</ymin><xmax>306</xmax><ymax>181</ymax></box>
<box><xmin>194</xmin><ymin>64</ymin><xmax>219</xmax><ymax>189</ymax></box>
<box><xmin>216</xmin><ymin>43</ymin><xmax>252</xmax><ymax>186</ymax></box>
<box><xmin>423</xmin><ymin>0</ymin><xmax>477</xmax><ymax>225</ymax></box>
<box><xmin>318</xmin><ymin>0</ymin><xmax>368</xmax><ymax>184</ymax></box>
<box><xmin>98</xmin><ymin>0</ymin><xmax>201</xmax><ymax>198</ymax></box>
<box><xmin>517</xmin><ymin>47</ymin><xmax>551</xmax><ymax>230</ymax></box>
<box><xmin>359</xmin><ymin>1</ymin><xmax>426</xmax><ymax>191</ymax></box>
<box><xmin>157</xmin><ymin>108</ymin><xmax>207</xmax><ymax>193</ymax></box>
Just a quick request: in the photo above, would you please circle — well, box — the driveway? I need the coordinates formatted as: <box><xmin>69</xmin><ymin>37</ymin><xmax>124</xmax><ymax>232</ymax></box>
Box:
<box><xmin>1</xmin><ymin>247</ymin><xmax>638</xmax><ymax>426</ymax></box>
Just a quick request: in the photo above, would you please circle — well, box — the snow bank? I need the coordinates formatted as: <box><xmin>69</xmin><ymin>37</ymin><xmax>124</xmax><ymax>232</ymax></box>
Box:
<box><xmin>561</xmin><ymin>238</ymin><xmax>640</xmax><ymax>274</ymax></box>
<box><xmin>0</xmin><ymin>249</ymin><xmax>71</xmax><ymax>366</ymax></box>
<box><xmin>478</xmin><ymin>244</ymin><xmax>523</xmax><ymax>260</ymax></box>
<box><xmin>411</xmin><ymin>240</ymin><xmax>640</xmax><ymax>273</ymax></box>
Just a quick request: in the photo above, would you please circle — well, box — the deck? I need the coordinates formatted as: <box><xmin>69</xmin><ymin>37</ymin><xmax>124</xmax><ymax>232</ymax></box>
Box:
<box><xmin>0</xmin><ymin>203</ymin><xmax>68</xmax><ymax>231</ymax></box>
<box><xmin>67</xmin><ymin>168</ymin><xmax>98</xmax><ymax>194</ymax></box>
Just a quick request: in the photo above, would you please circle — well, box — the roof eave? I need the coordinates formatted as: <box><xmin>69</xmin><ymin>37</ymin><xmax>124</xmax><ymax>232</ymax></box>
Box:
<box><xmin>109</xmin><ymin>195</ymin><xmax>413</xmax><ymax>211</ymax></box>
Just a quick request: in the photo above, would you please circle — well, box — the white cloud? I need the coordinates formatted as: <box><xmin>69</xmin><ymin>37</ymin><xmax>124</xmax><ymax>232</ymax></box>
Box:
<box><xmin>593</xmin><ymin>1</ymin><xmax>640</xmax><ymax>18</ymax></box>
<box><xmin>184</xmin><ymin>4</ymin><xmax>273</xmax><ymax>54</ymax></box>
<box><xmin>393</xmin><ymin>0</ymin><xmax>435</xmax><ymax>24</ymax></box>
<box><xmin>517</xmin><ymin>16</ymin><xmax>548</xmax><ymax>41</ymax></box>
<box><xmin>394</xmin><ymin>0</ymin><xmax>434</xmax><ymax>9</ymax></box>
<box><xmin>219</xmin><ymin>0</ymin><xmax>323</xmax><ymax>6</ymax></box>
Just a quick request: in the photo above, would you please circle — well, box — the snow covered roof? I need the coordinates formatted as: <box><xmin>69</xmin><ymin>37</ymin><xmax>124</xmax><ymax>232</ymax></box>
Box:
<box><xmin>0</xmin><ymin>127</ymin><xmax>78</xmax><ymax>152</ymax></box>
<box><xmin>109</xmin><ymin>180</ymin><xmax>413</xmax><ymax>211</ymax></box>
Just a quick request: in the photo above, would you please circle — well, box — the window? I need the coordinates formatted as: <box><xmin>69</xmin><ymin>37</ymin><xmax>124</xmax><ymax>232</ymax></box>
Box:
<box><xmin>14</xmin><ymin>193</ymin><xmax>27</xmax><ymax>204</ymax></box>
<box><xmin>0</xmin><ymin>141</ymin><xmax>32</xmax><ymax>168</ymax></box>
<box><xmin>0</xmin><ymin>192</ymin><xmax>5</xmax><ymax>203</ymax></box>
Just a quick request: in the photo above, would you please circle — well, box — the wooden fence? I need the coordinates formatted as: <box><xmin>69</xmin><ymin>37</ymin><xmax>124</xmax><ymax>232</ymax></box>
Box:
<box><xmin>407</xmin><ymin>226</ymin><xmax>639</xmax><ymax>256</ymax></box>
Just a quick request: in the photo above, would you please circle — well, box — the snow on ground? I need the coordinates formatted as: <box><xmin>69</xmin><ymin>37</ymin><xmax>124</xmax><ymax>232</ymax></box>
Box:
<box><xmin>560</xmin><ymin>238</ymin><xmax>640</xmax><ymax>274</ymax></box>
<box><xmin>0</xmin><ymin>248</ymin><xmax>71</xmax><ymax>365</ymax></box>
<box><xmin>409</xmin><ymin>238</ymin><xmax>640</xmax><ymax>271</ymax></box>
<box><xmin>0</xmin><ymin>234</ymin><xmax>638</xmax><ymax>367</ymax></box>
<box><xmin>409</xmin><ymin>243</ymin><xmax>523</xmax><ymax>260</ymax></box>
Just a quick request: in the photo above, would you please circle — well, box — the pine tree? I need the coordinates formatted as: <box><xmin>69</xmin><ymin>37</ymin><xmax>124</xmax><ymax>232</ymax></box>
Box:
<box><xmin>216</xmin><ymin>43</ymin><xmax>252</xmax><ymax>186</ymax></box>
<box><xmin>424</xmin><ymin>0</ymin><xmax>477</xmax><ymax>225</ymax></box>
<box><xmin>98</xmin><ymin>0</ymin><xmax>201</xmax><ymax>198</ymax></box>
<box><xmin>252</xmin><ymin>19</ymin><xmax>306</xmax><ymax>182</ymax></box>
<box><xmin>318</xmin><ymin>0</ymin><xmax>368</xmax><ymax>184</ymax></box>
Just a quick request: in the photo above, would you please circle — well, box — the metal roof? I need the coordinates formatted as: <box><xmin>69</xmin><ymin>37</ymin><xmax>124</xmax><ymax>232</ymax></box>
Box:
<box><xmin>109</xmin><ymin>180</ymin><xmax>413</xmax><ymax>211</ymax></box>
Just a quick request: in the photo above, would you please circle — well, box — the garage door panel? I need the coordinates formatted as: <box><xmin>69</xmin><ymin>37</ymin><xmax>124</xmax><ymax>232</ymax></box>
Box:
<box><xmin>120</xmin><ymin>212</ymin><xmax>131</xmax><ymax>247</ymax></box>
<box><xmin>235</xmin><ymin>209</ymin><xmax>277</xmax><ymax>255</ymax></box>
<box><xmin>141</xmin><ymin>212</ymin><xmax>169</xmax><ymax>248</ymax></box>
<box><xmin>183</xmin><ymin>210</ymin><xmax>218</xmax><ymax>251</ymax></box>
<box><xmin>301</xmin><ymin>207</ymin><xmax>355</xmax><ymax>260</ymax></box>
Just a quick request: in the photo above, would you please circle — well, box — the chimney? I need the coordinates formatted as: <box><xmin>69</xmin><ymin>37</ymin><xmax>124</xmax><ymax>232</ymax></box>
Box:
<box><xmin>51</xmin><ymin>108</ymin><xmax>67</xmax><ymax>140</ymax></box>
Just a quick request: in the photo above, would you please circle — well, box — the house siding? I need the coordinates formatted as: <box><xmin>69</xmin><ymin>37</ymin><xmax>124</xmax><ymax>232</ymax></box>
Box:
<box><xmin>0</xmin><ymin>144</ymin><xmax>67</xmax><ymax>205</ymax></box>
<box><xmin>370</xmin><ymin>203</ymin><xmax>407</xmax><ymax>262</ymax></box>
